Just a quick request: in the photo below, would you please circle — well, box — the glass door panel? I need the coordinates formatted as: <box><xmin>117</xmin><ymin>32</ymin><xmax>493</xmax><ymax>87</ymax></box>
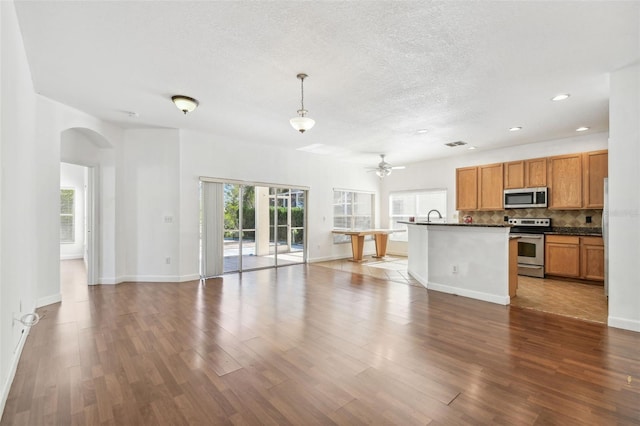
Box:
<box><xmin>287</xmin><ymin>189</ymin><xmax>305</xmax><ymax>264</ymax></box>
<box><xmin>223</xmin><ymin>183</ymin><xmax>240</xmax><ymax>273</ymax></box>
<box><xmin>244</xmin><ymin>185</ymin><xmax>275</xmax><ymax>270</ymax></box>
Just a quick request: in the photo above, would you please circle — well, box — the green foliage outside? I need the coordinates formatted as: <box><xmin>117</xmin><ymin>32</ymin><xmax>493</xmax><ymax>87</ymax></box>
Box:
<box><xmin>223</xmin><ymin>184</ymin><xmax>304</xmax><ymax>244</ymax></box>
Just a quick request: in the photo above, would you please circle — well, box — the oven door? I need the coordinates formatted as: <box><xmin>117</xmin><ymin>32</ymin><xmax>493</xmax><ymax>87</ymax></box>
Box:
<box><xmin>512</xmin><ymin>233</ymin><xmax>545</xmax><ymax>277</ymax></box>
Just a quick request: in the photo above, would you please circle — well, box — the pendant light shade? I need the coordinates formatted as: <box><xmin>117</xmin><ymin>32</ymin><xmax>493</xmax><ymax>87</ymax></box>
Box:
<box><xmin>172</xmin><ymin>95</ymin><xmax>199</xmax><ymax>114</ymax></box>
<box><xmin>290</xmin><ymin>116</ymin><xmax>315</xmax><ymax>133</ymax></box>
<box><xmin>290</xmin><ymin>73</ymin><xmax>315</xmax><ymax>133</ymax></box>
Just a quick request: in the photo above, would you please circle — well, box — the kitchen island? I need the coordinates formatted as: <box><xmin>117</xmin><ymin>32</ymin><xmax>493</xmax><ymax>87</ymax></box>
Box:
<box><xmin>401</xmin><ymin>222</ymin><xmax>515</xmax><ymax>305</ymax></box>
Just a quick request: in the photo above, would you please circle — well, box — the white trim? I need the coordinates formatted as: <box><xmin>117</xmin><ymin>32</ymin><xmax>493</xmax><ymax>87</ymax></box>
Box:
<box><xmin>308</xmin><ymin>252</ymin><xmax>376</xmax><ymax>263</ymax></box>
<box><xmin>0</xmin><ymin>325</ymin><xmax>31</xmax><ymax>418</ymax></box>
<box><xmin>608</xmin><ymin>316</ymin><xmax>640</xmax><ymax>332</ymax></box>
<box><xmin>99</xmin><ymin>276</ymin><xmax>123</xmax><ymax>285</ymax></box>
<box><xmin>407</xmin><ymin>270</ymin><xmax>428</xmax><ymax>289</ymax></box>
<box><xmin>60</xmin><ymin>254</ymin><xmax>83</xmax><ymax>260</ymax></box>
<box><xmin>199</xmin><ymin>176</ymin><xmax>310</xmax><ymax>190</ymax></box>
<box><xmin>179</xmin><ymin>274</ymin><xmax>201</xmax><ymax>282</ymax></box>
<box><xmin>427</xmin><ymin>281</ymin><xmax>511</xmax><ymax>306</ymax></box>
<box><xmin>36</xmin><ymin>293</ymin><xmax>62</xmax><ymax>308</ymax></box>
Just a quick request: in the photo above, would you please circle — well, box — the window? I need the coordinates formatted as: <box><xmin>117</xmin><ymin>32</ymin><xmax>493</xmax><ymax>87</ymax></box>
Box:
<box><xmin>389</xmin><ymin>189</ymin><xmax>447</xmax><ymax>241</ymax></box>
<box><xmin>333</xmin><ymin>189</ymin><xmax>374</xmax><ymax>243</ymax></box>
<box><xmin>60</xmin><ymin>188</ymin><xmax>75</xmax><ymax>243</ymax></box>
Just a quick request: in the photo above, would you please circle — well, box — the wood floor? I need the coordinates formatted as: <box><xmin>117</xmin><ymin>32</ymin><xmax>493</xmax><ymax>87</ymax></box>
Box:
<box><xmin>2</xmin><ymin>260</ymin><xmax>639</xmax><ymax>425</ymax></box>
<box><xmin>316</xmin><ymin>255</ymin><xmax>609</xmax><ymax>323</ymax></box>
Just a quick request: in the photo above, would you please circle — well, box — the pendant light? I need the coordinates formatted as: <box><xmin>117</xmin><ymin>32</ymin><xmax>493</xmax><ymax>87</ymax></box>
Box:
<box><xmin>172</xmin><ymin>95</ymin><xmax>199</xmax><ymax>114</ymax></box>
<box><xmin>290</xmin><ymin>73</ymin><xmax>315</xmax><ymax>133</ymax></box>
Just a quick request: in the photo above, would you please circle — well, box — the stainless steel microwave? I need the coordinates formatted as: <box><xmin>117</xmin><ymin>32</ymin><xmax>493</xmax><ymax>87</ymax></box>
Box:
<box><xmin>504</xmin><ymin>187</ymin><xmax>548</xmax><ymax>209</ymax></box>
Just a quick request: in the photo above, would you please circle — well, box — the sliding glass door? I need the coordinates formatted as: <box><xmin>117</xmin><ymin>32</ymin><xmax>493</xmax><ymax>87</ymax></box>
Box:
<box><xmin>201</xmin><ymin>179</ymin><xmax>307</xmax><ymax>278</ymax></box>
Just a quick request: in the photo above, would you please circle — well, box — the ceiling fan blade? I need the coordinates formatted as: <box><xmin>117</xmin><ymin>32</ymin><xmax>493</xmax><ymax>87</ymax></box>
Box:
<box><xmin>391</xmin><ymin>166</ymin><xmax>406</xmax><ymax>170</ymax></box>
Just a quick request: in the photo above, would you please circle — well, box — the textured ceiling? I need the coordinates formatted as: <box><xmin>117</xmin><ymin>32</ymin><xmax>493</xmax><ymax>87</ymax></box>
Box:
<box><xmin>14</xmin><ymin>1</ymin><xmax>640</xmax><ymax>167</ymax></box>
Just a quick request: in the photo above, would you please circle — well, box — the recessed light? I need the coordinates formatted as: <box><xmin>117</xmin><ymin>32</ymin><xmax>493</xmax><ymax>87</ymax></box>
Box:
<box><xmin>509</xmin><ymin>127</ymin><xmax>522</xmax><ymax>132</ymax></box>
<box><xmin>576</xmin><ymin>126</ymin><xmax>590</xmax><ymax>132</ymax></box>
<box><xmin>468</xmin><ymin>146</ymin><xmax>477</xmax><ymax>150</ymax></box>
<box><xmin>416</xmin><ymin>129</ymin><xmax>429</xmax><ymax>134</ymax></box>
<box><xmin>552</xmin><ymin>93</ymin><xmax>570</xmax><ymax>101</ymax></box>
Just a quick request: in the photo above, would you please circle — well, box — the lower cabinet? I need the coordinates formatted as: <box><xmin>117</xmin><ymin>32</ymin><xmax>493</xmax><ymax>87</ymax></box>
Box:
<box><xmin>581</xmin><ymin>237</ymin><xmax>605</xmax><ymax>281</ymax></box>
<box><xmin>545</xmin><ymin>235</ymin><xmax>604</xmax><ymax>281</ymax></box>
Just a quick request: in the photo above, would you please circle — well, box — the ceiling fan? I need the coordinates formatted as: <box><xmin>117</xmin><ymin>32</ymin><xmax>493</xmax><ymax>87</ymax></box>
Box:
<box><xmin>367</xmin><ymin>154</ymin><xmax>406</xmax><ymax>178</ymax></box>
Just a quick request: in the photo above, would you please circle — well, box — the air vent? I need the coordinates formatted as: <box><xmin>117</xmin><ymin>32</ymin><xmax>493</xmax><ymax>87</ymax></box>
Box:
<box><xmin>444</xmin><ymin>141</ymin><xmax>467</xmax><ymax>147</ymax></box>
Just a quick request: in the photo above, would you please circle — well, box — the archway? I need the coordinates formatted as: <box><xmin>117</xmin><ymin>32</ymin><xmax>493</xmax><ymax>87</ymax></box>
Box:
<box><xmin>60</xmin><ymin>127</ymin><xmax>112</xmax><ymax>287</ymax></box>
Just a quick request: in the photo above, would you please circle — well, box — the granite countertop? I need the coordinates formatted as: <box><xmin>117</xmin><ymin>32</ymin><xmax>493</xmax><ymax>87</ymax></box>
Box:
<box><xmin>546</xmin><ymin>227</ymin><xmax>602</xmax><ymax>237</ymax></box>
<box><xmin>399</xmin><ymin>221</ymin><xmax>511</xmax><ymax>228</ymax></box>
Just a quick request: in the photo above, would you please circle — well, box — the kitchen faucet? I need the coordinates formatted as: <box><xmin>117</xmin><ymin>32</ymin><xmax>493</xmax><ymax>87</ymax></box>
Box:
<box><xmin>427</xmin><ymin>209</ymin><xmax>443</xmax><ymax>223</ymax></box>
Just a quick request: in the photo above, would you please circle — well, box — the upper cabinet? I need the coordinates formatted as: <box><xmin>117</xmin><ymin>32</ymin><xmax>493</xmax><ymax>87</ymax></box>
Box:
<box><xmin>583</xmin><ymin>150</ymin><xmax>608</xmax><ymax>208</ymax></box>
<box><xmin>504</xmin><ymin>161</ymin><xmax>524</xmax><ymax>189</ymax></box>
<box><xmin>456</xmin><ymin>166</ymin><xmax>478</xmax><ymax>210</ymax></box>
<box><xmin>478</xmin><ymin>163</ymin><xmax>504</xmax><ymax>210</ymax></box>
<box><xmin>457</xmin><ymin>149</ymin><xmax>607</xmax><ymax>211</ymax></box>
<box><xmin>548</xmin><ymin>153</ymin><xmax>583</xmax><ymax>209</ymax></box>
<box><xmin>525</xmin><ymin>158</ymin><xmax>547</xmax><ymax>187</ymax></box>
<box><xmin>504</xmin><ymin>158</ymin><xmax>547</xmax><ymax>189</ymax></box>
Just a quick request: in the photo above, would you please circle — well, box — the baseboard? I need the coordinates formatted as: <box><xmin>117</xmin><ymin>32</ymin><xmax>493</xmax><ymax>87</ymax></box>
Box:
<box><xmin>407</xmin><ymin>270</ymin><xmax>428</xmax><ymax>288</ymax></box>
<box><xmin>179</xmin><ymin>274</ymin><xmax>201</xmax><ymax>282</ymax></box>
<box><xmin>308</xmin><ymin>252</ymin><xmax>376</xmax><ymax>263</ymax></box>
<box><xmin>36</xmin><ymin>293</ymin><xmax>62</xmax><ymax>308</ymax></box>
<box><xmin>427</xmin><ymin>281</ymin><xmax>511</xmax><ymax>306</ymax></box>
<box><xmin>1</xmin><ymin>318</ymin><xmax>31</xmax><ymax>418</ymax></box>
<box><xmin>608</xmin><ymin>316</ymin><xmax>640</xmax><ymax>332</ymax></box>
<box><xmin>99</xmin><ymin>274</ymin><xmax>204</xmax><ymax>285</ymax></box>
<box><xmin>60</xmin><ymin>254</ymin><xmax>83</xmax><ymax>260</ymax></box>
<box><xmin>117</xmin><ymin>275</ymin><xmax>185</xmax><ymax>283</ymax></box>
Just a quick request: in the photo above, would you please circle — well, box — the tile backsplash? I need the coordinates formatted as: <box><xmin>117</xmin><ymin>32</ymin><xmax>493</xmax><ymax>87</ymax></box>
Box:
<box><xmin>459</xmin><ymin>209</ymin><xmax>603</xmax><ymax>228</ymax></box>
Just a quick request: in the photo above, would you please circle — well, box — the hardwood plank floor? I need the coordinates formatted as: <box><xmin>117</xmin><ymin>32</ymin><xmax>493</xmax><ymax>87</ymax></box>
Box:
<box><xmin>2</xmin><ymin>260</ymin><xmax>639</xmax><ymax>425</ymax></box>
<box><xmin>316</xmin><ymin>255</ymin><xmax>609</xmax><ymax>324</ymax></box>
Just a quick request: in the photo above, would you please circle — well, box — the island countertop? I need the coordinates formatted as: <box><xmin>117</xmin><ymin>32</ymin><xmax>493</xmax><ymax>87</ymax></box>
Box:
<box><xmin>398</xmin><ymin>221</ymin><xmax>511</xmax><ymax>228</ymax></box>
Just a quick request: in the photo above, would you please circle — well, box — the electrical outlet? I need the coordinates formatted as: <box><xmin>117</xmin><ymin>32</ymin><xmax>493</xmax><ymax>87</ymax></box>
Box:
<box><xmin>586</xmin><ymin>216</ymin><xmax>592</xmax><ymax>223</ymax></box>
<box><xmin>165</xmin><ymin>257</ymin><xmax>171</xmax><ymax>264</ymax></box>
<box><xmin>452</xmin><ymin>265</ymin><xmax>458</xmax><ymax>274</ymax></box>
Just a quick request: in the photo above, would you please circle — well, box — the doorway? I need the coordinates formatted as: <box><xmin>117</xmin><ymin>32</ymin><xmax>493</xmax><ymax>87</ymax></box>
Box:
<box><xmin>60</xmin><ymin>162</ymin><xmax>98</xmax><ymax>286</ymax></box>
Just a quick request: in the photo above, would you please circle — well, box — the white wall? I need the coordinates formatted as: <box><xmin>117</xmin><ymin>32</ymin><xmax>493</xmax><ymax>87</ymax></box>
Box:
<box><xmin>1</xmin><ymin>0</ymin><xmax>38</xmax><ymax>413</ymax></box>
<box><xmin>608</xmin><ymin>63</ymin><xmax>640</xmax><ymax>332</ymax></box>
<box><xmin>1</xmin><ymin>1</ymin><xmax>124</xmax><ymax>411</ymax></box>
<box><xmin>60</xmin><ymin>163</ymin><xmax>86</xmax><ymax>260</ymax></box>
<box><xmin>120</xmin><ymin>129</ymin><xmax>181</xmax><ymax>282</ymax></box>
<box><xmin>178</xmin><ymin>129</ymin><xmax>380</xmax><ymax>280</ymax></box>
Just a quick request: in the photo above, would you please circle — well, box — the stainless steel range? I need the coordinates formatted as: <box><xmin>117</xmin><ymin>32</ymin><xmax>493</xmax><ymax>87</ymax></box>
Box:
<box><xmin>508</xmin><ymin>218</ymin><xmax>551</xmax><ymax>278</ymax></box>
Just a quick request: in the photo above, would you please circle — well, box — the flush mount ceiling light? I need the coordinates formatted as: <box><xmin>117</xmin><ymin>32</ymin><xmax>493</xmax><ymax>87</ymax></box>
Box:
<box><xmin>551</xmin><ymin>93</ymin><xmax>570</xmax><ymax>101</ymax></box>
<box><xmin>171</xmin><ymin>95</ymin><xmax>199</xmax><ymax>114</ymax></box>
<box><xmin>576</xmin><ymin>126</ymin><xmax>590</xmax><ymax>132</ymax></box>
<box><xmin>290</xmin><ymin>73</ymin><xmax>315</xmax><ymax>133</ymax></box>
<box><xmin>509</xmin><ymin>126</ymin><xmax>522</xmax><ymax>132</ymax></box>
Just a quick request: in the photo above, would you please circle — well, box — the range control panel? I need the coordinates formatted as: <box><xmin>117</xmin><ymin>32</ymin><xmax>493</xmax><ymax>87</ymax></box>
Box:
<box><xmin>508</xmin><ymin>218</ymin><xmax>551</xmax><ymax>227</ymax></box>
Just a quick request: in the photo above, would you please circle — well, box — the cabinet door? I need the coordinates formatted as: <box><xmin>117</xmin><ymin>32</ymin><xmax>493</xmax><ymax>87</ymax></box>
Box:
<box><xmin>525</xmin><ymin>158</ymin><xmax>547</xmax><ymax>187</ymax></box>
<box><xmin>545</xmin><ymin>236</ymin><xmax>580</xmax><ymax>277</ymax></box>
<box><xmin>478</xmin><ymin>163</ymin><xmax>504</xmax><ymax>210</ymax></box>
<box><xmin>583</xmin><ymin>150</ymin><xmax>608</xmax><ymax>208</ymax></box>
<box><xmin>504</xmin><ymin>161</ymin><xmax>524</xmax><ymax>189</ymax></box>
<box><xmin>456</xmin><ymin>167</ymin><xmax>478</xmax><ymax>211</ymax></box>
<box><xmin>581</xmin><ymin>237</ymin><xmax>605</xmax><ymax>281</ymax></box>
<box><xmin>548</xmin><ymin>154</ymin><xmax>583</xmax><ymax>209</ymax></box>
